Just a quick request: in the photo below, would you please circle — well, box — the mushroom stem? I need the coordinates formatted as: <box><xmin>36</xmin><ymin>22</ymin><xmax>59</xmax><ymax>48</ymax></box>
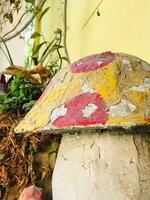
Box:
<box><xmin>52</xmin><ymin>131</ymin><xmax>150</xmax><ymax>200</ymax></box>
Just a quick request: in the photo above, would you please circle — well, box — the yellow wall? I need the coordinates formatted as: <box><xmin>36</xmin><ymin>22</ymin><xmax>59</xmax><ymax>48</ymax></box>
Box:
<box><xmin>42</xmin><ymin>0</ymin><xmax>150</xmax><ymax>63</ymax></box>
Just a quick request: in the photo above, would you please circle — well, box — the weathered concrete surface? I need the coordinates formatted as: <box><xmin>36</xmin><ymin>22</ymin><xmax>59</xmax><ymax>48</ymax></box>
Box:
<box><xmin>13</xmin><ymin>52</ymin><xmax>150</xmax><ymax>200</ymax></box>
<box><xmin>15</xmin><ymin>52</ymin><xmax>150</xmax><ymax>133</ymax></box>
<box><xmin>52</xmin><ymin>132</ymin><xmax>150</xmax><ymax>200</ymax></box>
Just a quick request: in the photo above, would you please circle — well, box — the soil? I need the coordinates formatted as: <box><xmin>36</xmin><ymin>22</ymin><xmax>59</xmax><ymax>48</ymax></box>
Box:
<box><xmin>0</xmin><ymin>113</ymin><xmax>61</xmax><ymax>200</ymax></box>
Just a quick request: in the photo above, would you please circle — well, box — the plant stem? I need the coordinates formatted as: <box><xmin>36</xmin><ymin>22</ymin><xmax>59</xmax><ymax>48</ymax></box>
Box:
<box><xmin>56</xmin><ymin>32</ymin><xmax>63</xmax><ymax>68</ymax></box>
<box><xmin>81</xmin><ymin>0</ymin><xmax>103</xmax><ymax>31</ymax></box>
<box><xmin>0</xmin><ymin>46</ymin><xmax>11</xmax><ymax>65</ymax></box>
<box><xmin>1</xmin><ymin>0</ymin><xmax>47</xmax><ymax>42</ymax></box>
<box><xmin>63</xmin><ymin>0</ymin><xmax>70</xmax><ymax>64</ymax></box>
<box><xmin>2</xmin><ymin>11</ymin><xmax>27</xmax><ymax>39</ymax></box>
<box><xmin>0</xmin><ymin>37</ymin><xmax>14</xmax><ymax>65</ymax></box>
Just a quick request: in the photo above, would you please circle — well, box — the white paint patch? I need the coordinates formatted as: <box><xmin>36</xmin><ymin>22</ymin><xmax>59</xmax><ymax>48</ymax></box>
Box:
<box><xmin>109</xmin><ymin>99</ymin><xmax>136</xmax><ymax>118</ymax></box>
<box><xmin>129</xmin><ymin>78</ymin><xmax>150</xmax><ymax>92</ymax></box>
<box><xmin>122</xmin><ymin>59</ymin><xmax>132</xmax><ymax>71</ymax></box>
<box><xmin>50</xmin><ymin>105</ymin><xmax>67</xmax><ymax>123</ymax></box>
<box><xmin>122</xmin><ymin>59</ymin><xmax>131</xmax><ymax>65</ymax></box>
<box><xmin>76</xmin><ymin>61</ymin><xmax>82</xmax><ymax>66</ymax></box>
<box><xmin>141</xmin><ymin>61</ymin><xmax>150</xmax><ymax>71</ymax></box>
<box><xmin>81</xmin><ymin>83</ymin><xmax>95</xmax><ymax>93</ymax></box>
<box><xmin>37</xmin><ymin>123</ymin><xmax>52</xmax><ymax>131</ymax></box>
<box><xmin>97</xmin><ymin>60</ymin><xmax>103</xmax><ymax>66</ymax></box>
<box><xmin>82</xmin><ymin>103</ymin><xmax>98</xmax><ymax>118</ymax></box>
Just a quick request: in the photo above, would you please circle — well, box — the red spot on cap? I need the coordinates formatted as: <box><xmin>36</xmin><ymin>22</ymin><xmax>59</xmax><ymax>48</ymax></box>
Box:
<box><xmin>52</xmin><ymin>92</ymin><xmax>108</xmax><ymax>128</ymax></box>
<box><xmin>71</xmin><ymin>51</ymin><xmax>115</xmax><ymax>73</ymax></box>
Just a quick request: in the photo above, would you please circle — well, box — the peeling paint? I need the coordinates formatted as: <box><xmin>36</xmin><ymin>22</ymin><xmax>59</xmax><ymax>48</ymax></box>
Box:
<box><xmin>122</xmin><ymin>59</ymin><xmax>132</xmax><ymax>71</ymax></box>
<box><xmin>71</xmin><ymin>51</ymin><xmax>115</xmax><ymax>73</ymax></box>
<box><xmin>81</xmin><ymin>83</ymin><xmax>95</xmax><ymax>93</ymax></box>
<box><xmin>50</xmin><ymin>105</ymin><xmax>67</xmax><ymax>123</ymax></box>
<box><xmin>52</xmin><ymin>93</ymin><xmax>108</xmax><ymax>128</ymax></box>
<box><xmin>122</xmin><ymin>59</ymin><xmax>131</xmax><ymax>65</ymax></box>
<box><xmin>109</xmin><ymin>99</ymin><xmax>136</xmax><ymax>118</ymax></box>
<box><xmin>82</xmin><ymin>103</ymin><xmax>98</xmax><ymax>118</ymax></box>
<box><xmin>140</xmin><ymin>61</ymin><xmax>150</xmax><ymax>71</ymax></box>
<box><xmin>14</xmin><ymin>52</ymin><xmax>150</xmax><ymax>133</ymax></box>
<box><xmin>129</xmin><ymin>78</ymin><xmax>150</xmax><ymax>92</ymax></box>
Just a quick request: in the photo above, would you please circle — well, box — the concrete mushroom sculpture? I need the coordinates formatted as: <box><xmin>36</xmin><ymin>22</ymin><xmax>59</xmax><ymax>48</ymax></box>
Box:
<box><xmin>15</xmin><ymin>52</ymin><xmax>150</xmax><ymax>200</ymax></box>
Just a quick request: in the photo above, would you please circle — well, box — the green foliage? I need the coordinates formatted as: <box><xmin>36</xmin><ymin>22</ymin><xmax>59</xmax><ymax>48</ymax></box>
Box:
<box><xmin>0</xmin><ymin>154</ymin><xmax>5</xmax><ymax>163</ymax></box>
<box><xmin>30</xmin><ymin>144</ymin><xmax>37</xmax><ymax>154</ymax></box>
<box><xmin>48</xmin><ymin>141</ymin><xmax>59</xmax><ymax>159</ymax></box>
<box><xmin>31</xmin><ymin>32</ymin><xmax>41</xmax><ymax>39</ymax></box>
<box><xmin>0</xmin><ymin>75</ymin><xmax>44</xmax><ymax>113</ymax></box>
<box><xmin>38</xmin><ymin>7</ymin><xmax>50</xmax><ymax>21</ymax></box>
<box><xmin>24</xmin><ymin>27</ymin><xmax>65</xmax><ymax>74</ymax></box>
<box><xmin>29</xmin><ymin>28</ymin><xmax>64</xmax><ymax>74</ymax></box>
<box><xmin>32</xmin><ymin>42</ymin><xmax>46</xmax><ymax>57</ymax></box>
<box><xmin>24</xmin><ymin>0</ymin><xmax>35</xmax><ymax>4</ymax></box>
<box><xmin>54</xmin><ymin>28</ymin><xmax>62</xmax><ymax>35</ymax></box>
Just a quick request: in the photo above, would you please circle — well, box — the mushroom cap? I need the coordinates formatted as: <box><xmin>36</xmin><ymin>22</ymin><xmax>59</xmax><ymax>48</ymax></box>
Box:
<box><xmin>15</xmin><ymin>52</ymin><xmax>150</xmax><ymax>133</ymax></box>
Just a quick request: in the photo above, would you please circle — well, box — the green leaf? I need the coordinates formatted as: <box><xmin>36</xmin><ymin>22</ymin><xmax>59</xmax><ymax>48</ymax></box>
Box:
<box><xmin>39</xmin><ymin>38</ymin><xmax>55</xmax><ymax>63</ymax></box>
<box><xmin>0</xmin><ymin>154</ymin><xmax>5</xmax><ymax>162</ymax></box>
<box><xmin>49</xmin><ymin>44</ymin><xmax>63</xmax><ymax>53</ymax></box>
<box><xmin>40</xmin><ymin>43</ymin><xmax>63</xmax><ymax>63</ymax></box>
<box><xmin>31</xmin><ymin>32</ymin><xmax>41</xmax><ymax>39</ymax></box>
<box><xmin>0</xmin><ymin>75</ymin><xmax>44</xmax><ymax>114</ymax></box>
<box><xmin>48</xmin><ymin>141</ymin><xmax>58</xmax><ymax>159</ymax></box>
<box><xmin>54</xmin><ymin>28</ymin><xmax>62</xmax><ymax>35</ymax></box>
<box><xmin>62</xmin><ymin>56</ymin><xmax>69</xmax><ymax>62</ymax></box>
<box><xmin>25</xmin><ymin>0</ymin><xmax>35</xmax><ymax>3</ymax></box>
<box><xmin>30</xmin><ymin>145</ymin><xmax>37</xmax><ymax>154</ymax></box>
<box><xmin>32</xmin><ymin>42</ymin><xmax>46</xmax><ymax>56</ymax></box>
<box><xmin>22</xmin><ymin>100</ymin><xmax>36</xmax><ymax>111</ymax></box>
<box><xmin>38</xmin><ymin>7</ymin><xmax>50</xmax><ymax>21</ymax></box>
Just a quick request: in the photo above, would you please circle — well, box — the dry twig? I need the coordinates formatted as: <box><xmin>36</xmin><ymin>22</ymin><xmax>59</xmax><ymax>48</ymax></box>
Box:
<box><xmin>1</xmin><ymin>0</ymin><xmax>47</xmax><ymax>42</ymax></box>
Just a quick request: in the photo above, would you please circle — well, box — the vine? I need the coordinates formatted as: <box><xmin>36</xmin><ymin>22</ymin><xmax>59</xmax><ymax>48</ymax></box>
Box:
<box><xmin>63</xmin><ymin>0</ymin><xmax>70</xmax><ymax>64</ymax></box>
<box><xmin>1</xmin><ymin>0</ymin><xmax>47</xmax><ymax>42</ymax></box>
<box><xmin>81</xmin><ymin>0</ymin><xmax>103</xmax><ymax>30</ymax></box>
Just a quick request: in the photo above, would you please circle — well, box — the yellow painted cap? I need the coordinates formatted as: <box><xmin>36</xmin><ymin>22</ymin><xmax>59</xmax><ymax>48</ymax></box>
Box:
<box><xmin>15</xmin><ymin>52</ymin><xmax>150</xmax><ymax>133</ymax></box>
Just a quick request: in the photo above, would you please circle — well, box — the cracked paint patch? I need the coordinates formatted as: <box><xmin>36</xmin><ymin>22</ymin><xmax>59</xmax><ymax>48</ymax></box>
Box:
<box><xmin>71</xmin><ymin>51</ymin><xmax>115</xmax><ymax>73</ymax></box>
<box><xmin>122</xmin><ymin>59</ymin><xmax>131</xmax><ymax>65</ymax></box>
<box><xmin>122</xmin><ymin>59</ymin><xmax>132</xmax><ymax>71</ymax></box>
<box><xmin>109</xmin><ymin>99</ymin><xmax>136</xmax><ymax>118</ymax></box>
<box><xmin>82</xmin><ymin>103</ymin><xmax>98</xmax><ymax>118</ymax></box>
<box><xmin>81</xmin><ymin>83</ymin><xmax>96</xmax><ymax>93</ymax></box>
<box><xmin>140</xmin><ymin>61</ymin><xmax>150</xmax><ymax>71</ymax></box>
<box><xmin>50</xmin><ymin>105</ymin><xmax>67</xmax><ymax>123</ymax></box>
<box><xmin>52</xmin><ymin>93</ymin><xmax>108</xmax><ymax>127</ymax></box>
<box><xmin>14</xmin><ymin>52</ymin><xmax>150</xmax><ymax>133</ymax></box>
<box><xmin>129</xmin><ymin>78</ymin><xmax>150</xmax><ymax>92</ymax></box>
